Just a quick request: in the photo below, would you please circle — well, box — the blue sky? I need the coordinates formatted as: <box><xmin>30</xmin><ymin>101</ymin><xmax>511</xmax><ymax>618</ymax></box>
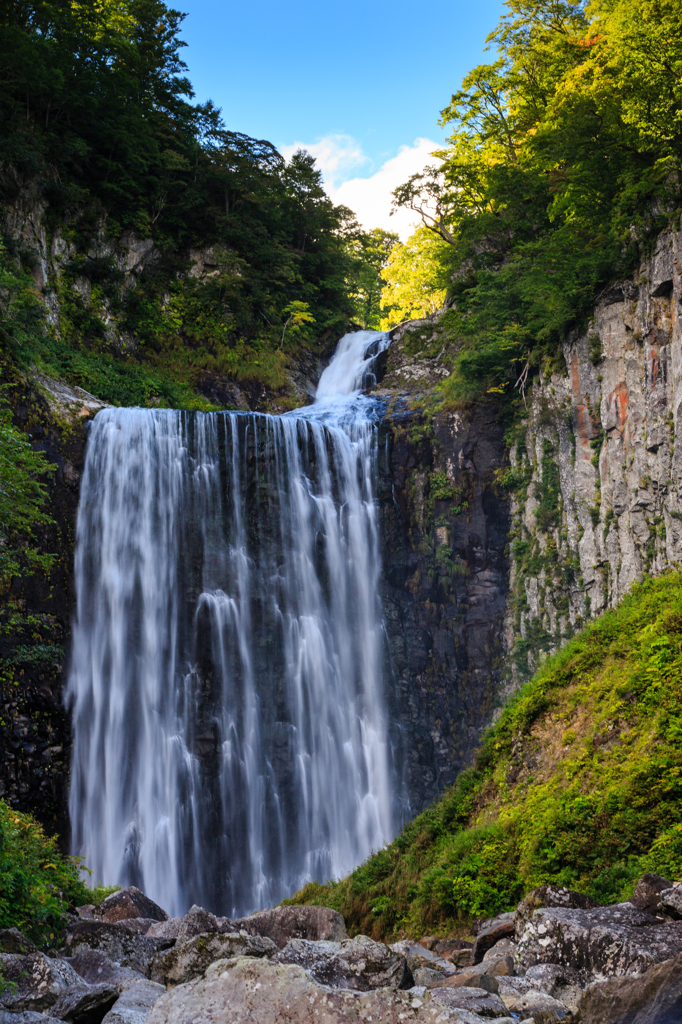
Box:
<box><xmin>178</xmin><ymin>0</ymin><xmax>505</xmax><ymax>235</ymax></box>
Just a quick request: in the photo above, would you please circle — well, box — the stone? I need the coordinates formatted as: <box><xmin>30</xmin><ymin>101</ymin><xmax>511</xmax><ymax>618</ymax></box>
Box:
<box><xmin>101</xmin><ymin>980</ymin><xmax>166</xmax><ymax>1024</ymax></box>
<box><xmin>231</xmin><ymin>905</ymin><xmax>347</xmax><ymax>949</ymax></box>
<box><xmin>174</xmin><ymin>906</ymin><xmax>233</xmax><ymax>944</ymax></box>
<box><xmin>576</xmin><ymin>952</ymin><xmax>682</xmax><ymax>1024</ymax></box>
<box><xmin>418</xmin><ymin>936</ymin><xmax>439</xmax><ymax>951</ymax></box>
<box><xmin>0</xmin><ymin>1014</ymin><xmax>63</xmax><ymax>1024</ymax></box>
<box><xmin>50</xmin><ymin>982</ymin><xmax>119</xmax><ymax>1024</ymax></box>
<box><xmin>482</xmin><ymin>956</ymin><xmax>516</xmax><ymax>978</ymax></box>
<box><xmin>275</xmin><ymin>935</ymin><xmax>409</xmax><ymax>991</ymax></box>
<box><xmin>516</xmin><ymin>902</ymin><xmax>682</xmax><ymax>975</ymax></box>
<box><xmin>449</xmin><ymin>949</ymin><xmax>474</xmax><ymax>967</ymax></box>
<box><xmin>0</xmin><ymin>929</ymin><xmax>37</xmax><ymax>954</ymax></box>
<box><xmin>65</xmin><ymin>924</ymin><xmax>173</xmax><ymax>978</ymax></box>
<box><xmin>99</xmin><ymin>888</ymin><xmax>169</xmax><ymax>925</ymax></box>
<box><xmin>145</xmin><ymin>955</ymin><xmax>492</xmax><ymax>1024</ymax></box>
<box><xmin>144</xmin><ymin>922</ymin><xmax>180</xmax><ymax>941</ymax></box>
<box><xmin>472</xmin><ymin>919</ymin><xmax>516</xmax><ymax>965</ymax></box>
<box><xmin>520</xmin><ymin>964</ymin><xmax>588</xmax><ymax>1015</ymax></box>
<box><xmin>149</xmin><ymin>930</ymin><xmax>277</xmax><ymax>988</ymax></box>
<box><xmin>498</xmin><ymin>987</ymin><xmax>570</xmax><ymax>1021</ymax></box>
<box><xmin>482</xmin><ymin>939</ymin><xmax>516</xmax><ymax>961</ymax></box>
<box><xmin>390</xmin><ymin>940</ymin><xmax>455</xmax><ymax>974</ymax></box>
<box><xmin>429</xmin><ymin>985</ymin><xmax>509</xmax><ymax>1016</ymax></box>
<box><xmin>429</xmin><ymin>971</ymin><xmax>500</xmax><ymax>995</ymax></box>
<box><xmin>75</xmin><ymin>908</ymin><xmax>97</xmax><ymax>921</ymax></box>
<box><xmin>628</xmin><ymin>874</ymin><xmax>672</xmax><ymax>916</ymax></box>
<box><xmin>660</xmin><ymin>884</ymin><xmax>682</xmax><ymax>919</ymax></box>
<box><xmin>116</xmin><ymin>921</ymin><xmax>161</xmax><ymax>937</ymax></box>
<box><xmin>411</xmin><ymin>965</ymin><xmax>452</xmax><ymax>987</ymax></box>
<box><xmin>0</xmin><ymin>953</ymin><xmax>80</xmax><ymax>1013</ymax></box>
<box><xmin>65</xmin><ymin>951</ymin><xmax>143</xmax><ymax>989</ymax></box>
<box><xmin>435</xmin><ymin>939</ymin><xmax>473</xmax><ymax>959</ymax></box>
<box><xmin>514</xmin><ymin>886</ymin><xmax>600</xmax><ymax>942</ymax></box>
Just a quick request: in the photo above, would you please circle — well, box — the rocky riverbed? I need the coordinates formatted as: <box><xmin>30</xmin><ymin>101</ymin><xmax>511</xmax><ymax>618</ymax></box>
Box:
<box><xmin>1</xmin><ymin>878</ymin><xmax>682</xmax><ymax>1024</ymax></box>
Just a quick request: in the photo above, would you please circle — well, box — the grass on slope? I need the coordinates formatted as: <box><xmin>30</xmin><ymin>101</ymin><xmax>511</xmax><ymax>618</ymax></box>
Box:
<box><xmin>285</xmin><ymin>570</ymin><xmax>682</xmax><ymax>940</ymax></box>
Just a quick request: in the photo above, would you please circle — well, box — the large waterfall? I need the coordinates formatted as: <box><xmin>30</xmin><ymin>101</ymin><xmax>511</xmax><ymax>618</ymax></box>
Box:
<box><xmin>67</xmin><ymin>331</ymin><xmax>396</xmax><ymax>917</ymax></box>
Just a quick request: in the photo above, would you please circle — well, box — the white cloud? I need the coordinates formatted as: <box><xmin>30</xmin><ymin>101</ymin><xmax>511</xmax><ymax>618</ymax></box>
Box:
<box><xmin>279</xmin><ymin>135</ymin><xmax>440</xmax><ymax>241</ymax></box>
<box><xmin>279</xmin><ymin>133</ymin><xmax>369</xmax><ymax>185</ymax></box>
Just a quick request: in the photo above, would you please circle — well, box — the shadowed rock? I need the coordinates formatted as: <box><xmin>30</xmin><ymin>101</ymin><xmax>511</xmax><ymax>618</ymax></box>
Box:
<box><xmin>65</xmin><ymin>925</ymin><xmax>173</xmax><ymax>978</ymax></box>
<box><xmin>65</xmin><ymin>951</ymin><xmax>143</xmax><ymax>989</ymax></box>
<box><xmin>628</xmin><ymin>874</ymin><xmax>672</xmax><ymax>916</ymax></box>
<box><xmin>577</xmin><ymin>953</ymin><xmax>682</xmax><ymax>1024</ymax></box>
<box><xmin>50</xmin><ymin>982</ymin><xmax>119</xmax><ymax>1024</ymax></box>
<box><xmin>99</xmin><ymin>889</ymin><xmax>169</xmax><ymax>925</ymax></box>
<box><xmin>101</xmin><ymin>980</ymin><xmax>166</xmax><ymax>1024</ymax></box>
<box><xmin>0</xmin><ymin>930</ymin><xmax>37</xmax><ymax>955</ymax></box>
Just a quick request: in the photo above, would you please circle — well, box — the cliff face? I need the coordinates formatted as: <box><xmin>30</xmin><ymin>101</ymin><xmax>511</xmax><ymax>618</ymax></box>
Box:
<box><xmin>505</xmin><ymin>223</ymin><xmax>682</xmax><ymax>678</ymax></box>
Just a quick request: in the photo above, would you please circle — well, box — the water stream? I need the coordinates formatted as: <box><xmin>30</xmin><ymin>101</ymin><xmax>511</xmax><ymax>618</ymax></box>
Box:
<box><xmin>67</xmin><ymin>330</ymin><xmax>396</xmax><ymax>916</ymax></box>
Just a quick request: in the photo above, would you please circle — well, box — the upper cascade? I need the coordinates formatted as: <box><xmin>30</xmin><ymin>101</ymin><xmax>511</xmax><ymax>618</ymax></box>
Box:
<box><xmin>314</xmin><ymin>330</ymin><xmax>390</xmax><ymax>402</ymax></box>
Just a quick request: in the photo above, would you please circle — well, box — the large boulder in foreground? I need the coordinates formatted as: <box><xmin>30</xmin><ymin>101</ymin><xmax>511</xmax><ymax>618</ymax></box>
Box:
<box><xmin>577</xmin><ymin>952</ymin><xmax>682</xmax><ymax>1024</ymax></box>
<box><xmin>150</xmin><ymin>932</ymin><xmax>277</xmax><ymax>988</ymax></box>
<box><xmin>101</xmin><ymin>979</ymin><xmax>166</xmax><ymax>1024</ymax></box>
<box><xmin>0</xmin><ymin>954</ymin><xmax>81</xmax><ymax>1013</ymax></box>
<box><xmin>66</xmin><ymin>924</ymin><xmax>174</xmax><ymax>978</ymax></box>
<box><xmin>275</xmin><ymin>935</ymin><xmax>410</xmax><ymax>990</ymax></box>
<box><xmin>145</xmin><ymin>956</ymin><xmax>506</xmax><ymax>1024</ymax></box>
<box><xmin>516</xmin><ymin>902</ymin><xmax>682</xmax><ymax>975</ymax></box>
<box><xmin>49</xmin><ymin>981</ymin><xmax>119</xmax><ymax>1024</ymax></box>
<box><xmin>99</xmin><ymin>888</ymin><xmax>169</xmax><ymax>925</ymax></box>
<box><xmin>231</xmin><ymin>905</ymin><xmax>347</xmax><ymax>949</ymax></box>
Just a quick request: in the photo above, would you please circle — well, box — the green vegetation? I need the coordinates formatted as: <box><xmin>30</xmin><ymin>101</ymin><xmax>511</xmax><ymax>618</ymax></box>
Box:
<box><xmin>0</xmin><ymin>0</ymin><xmax>388</xmax><ymax>407</ymax></box>
<box><xmin>383</xmin><ymin>0</ymin><xmax>682</xmax><ymax>404</ymax></box>
<box><xmin>0</xmin><ymin>798</ymin><xmax>116</xmax><ymax>946</ymax></box>
<box><xmin>286</xmin><ymin>570</ymin><xmax>682</xmax><ymax>939</ymax></box>
<box><xmin>0</xmin><ymin>402</ymin><xmax>56</xmax><ymax>589</ymax></box>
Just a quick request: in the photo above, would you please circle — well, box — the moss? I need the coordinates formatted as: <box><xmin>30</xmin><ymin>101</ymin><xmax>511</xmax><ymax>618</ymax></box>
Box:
<box><xmin>286</xmin><ymin>570</ymin><xmax>682</xmax><ymax>939</ymax></box>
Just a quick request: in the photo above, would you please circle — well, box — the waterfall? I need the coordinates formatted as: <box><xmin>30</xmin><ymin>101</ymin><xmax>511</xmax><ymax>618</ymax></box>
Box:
<box><xmin>67</xmin><ymin>331</ymin><xmax>395</xmax><ymax>917</ymax></box>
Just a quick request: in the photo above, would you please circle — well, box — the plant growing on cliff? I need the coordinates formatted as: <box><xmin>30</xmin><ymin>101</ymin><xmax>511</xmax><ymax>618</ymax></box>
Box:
<box><xmin>0</xmin><ymin>407</ymin><xmax>56</xmax><ymax>589</ymax></box>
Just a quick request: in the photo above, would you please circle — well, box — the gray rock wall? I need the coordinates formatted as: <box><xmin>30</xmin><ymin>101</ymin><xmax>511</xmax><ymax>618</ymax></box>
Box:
<box><xmin>505</xmin><ymin>221</ymin><xmax>682</xmax><ymax>678</ymax></box>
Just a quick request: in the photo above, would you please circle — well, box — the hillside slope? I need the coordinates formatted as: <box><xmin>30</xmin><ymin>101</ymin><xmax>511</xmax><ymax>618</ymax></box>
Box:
<box><xmin>287</xmin><ymin>570</ymin><xmax>682</xmax><ymax>939</ymax></box>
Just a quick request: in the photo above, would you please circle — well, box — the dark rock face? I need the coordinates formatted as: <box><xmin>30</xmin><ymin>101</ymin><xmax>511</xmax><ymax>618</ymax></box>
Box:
<box><xmin>628</xmin><ymin>874</ymin><xmax>672</xmax><ymax>916</ymax></box>
<box><xmin>65</xmin><ymin>924</ymin><xmax>173</xmax><ymax>978</ymax></box>
<box><xmin>49</xmin><ymin>983</ymin><xmax>118</xmax><ymax>1024</ymax></box>
<box><xmin>0</xmin><ymin>928</ymin><xmax>37</xmax><ymax>954</ymax></box>
<box><xmin>0</xmin><ymin>953</ymin><xmax>81</xmax><ymax>1013</ymax></box>
<box><xmin>472</xmin><ymin>919</ymin><xmax>515</xmax><ymax>965</ymax></box>
<box><xmin>377</xmin><ymin>402</ymin><xmax>510</xmax><ymax>813</ymax></box>
<box><xmin>578</xmin><ymin>953</ymin><xmax>682</xmax><ymax>1024</ymax></box>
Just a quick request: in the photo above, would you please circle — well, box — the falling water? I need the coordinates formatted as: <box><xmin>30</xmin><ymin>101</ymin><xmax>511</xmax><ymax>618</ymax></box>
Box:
<box><xmin>67</xmin><ymin>330</ymin><xmax>395</xmax><ymax>916</ymax></box>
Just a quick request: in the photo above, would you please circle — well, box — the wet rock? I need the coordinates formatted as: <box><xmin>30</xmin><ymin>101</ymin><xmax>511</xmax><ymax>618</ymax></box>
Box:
<box><xmin>145</xmin><ymin>955</ymin><xmax>487</xmax><ymax>1024</ymax></box>
<box><xmin>576</xmin><ymin>952</ymin><xmax>682</xmax><ymax>1024</ymax></box>
<box><xmin>149</xmin><ymin>931</ymin><xmax>277</xmax><ymax>988</ymax></box>
<box><xmin>275</xmin><ymin>935</ymin><xmax>410</xmax><ymax>991</ymax></box>
<box><xmin>65</xmin><ymin>951</ymin><xmax>143</xmax><ymax>989</ymax></box>
<box><xmin>516</xmin><ymin>902</ymin><xmax>682</xmax><ymax>975</ymax></box>
<box><xmin>514</xmin><ymin>886</ymin><xmax>599</xmax><ymax>941</ymax></box>
<box><xmin>99</xmin><ymin>889</ymin><xmax>169</xmax><ymax>925</ymax></box>
<box><xmin>101</xmin><ymin>979</ymin><xmax>165</xmax><ymax>1024</ymax></box>
<box><xmin>0</xmin><ymin>953</ymin><xmax>80</xmax><ymax>1013</ymax></box>
<box><xmin>429</xmin><ymin>985</ymin><xmax>509</xmax><ymax>1016</ymax></box>
<box><xmin>660</xmin><ymin>884</ymin><xmax>682</xmax><ymax>919</ymax></box>
<box><xmin>472</xmin><ymin>917</ymin><xmax>515</xmax><ymax>964</ymax></box>
<box><xmin>231</xmin><ymin>905</ymin><xmax>346</xmax><ymax>949</ymax></box>
<box><xmin>65</xmin><ymin>924</ymin><xmax>173</xmax><ymax>978</ymax></box>
<box><xmin>50</xmin><ymin>982</ymin><xmax>119</xmax><ymax>1024</ymax></box>
<box><xmin>628</xmin><ymin>873</ymin><xmax>672</xmax><ymax>915</ymax></box>
<box><xmin>0</xmin><ymin>929</ymin><xmax>37</xmax><ymax>954</ymax></box>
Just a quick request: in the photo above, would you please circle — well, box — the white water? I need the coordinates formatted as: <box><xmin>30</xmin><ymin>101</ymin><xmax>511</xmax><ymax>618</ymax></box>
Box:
<box><xmin>68</xmin><ymin>331</ymin><xmax>394</xmax><ymax>916</ymax></box>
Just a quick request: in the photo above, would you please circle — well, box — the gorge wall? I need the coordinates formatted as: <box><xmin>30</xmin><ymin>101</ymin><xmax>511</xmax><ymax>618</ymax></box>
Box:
<box><xmin>2</xmin><ymin>216</ymin><xmax>682</xmax><ymax>863</ymax></box>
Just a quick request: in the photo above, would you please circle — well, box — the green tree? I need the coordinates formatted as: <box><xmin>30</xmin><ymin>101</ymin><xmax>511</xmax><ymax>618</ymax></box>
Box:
<box><xmin>379</xmin><ymin>227</ymin><xmax>450</xmax><ymax>328</ymax></box>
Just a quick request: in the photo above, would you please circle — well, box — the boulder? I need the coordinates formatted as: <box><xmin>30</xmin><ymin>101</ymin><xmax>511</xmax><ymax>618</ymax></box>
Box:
<box><xmin>418</xmin><ymin>936</ymin><xmax>439</xmax><ymax>951</ymax></box>
<box><xmin>482</xmin><ymin>939</ymin><xmax>516</xmax><ymax>962</ymax></box>
<box><xmin>410</xmin><ymin>963</ymin><xmax>452</xmax><ymax>987</ymax></box>
<box><xmin>144</xmin><ymin>922</ymin><xmax>180</xmax><ymax>941</ymax></box>
<box><xmin>150</xmin><ymin>931</ymin><xmax>277</xmax><ymax>988</ymax></box>
<box><xmin>65</xmin><ymin>951</ymin><xmax>143</xmax><ymax>989</ymax></box>
<box><xmin>50</xmin><ymin>982</ymin><xmax>119</xmax><ymax>1024</ymax></box>
<box><xmin>231</xmin><ymin>905</ymin><xmax>347</xmax><ymax>949</ymax></box>
<box><xmin>390</xmin><ymin>940</ymin><xmax>454</xmax><ymax>973</ymax></box>
<box><xmin>99</xmin><ymin>889</ymin><xmax>169</xmax><ymax>925</ymax></box>
<box><xmin>516</xmin><ymin>902</ymin><xmax>682</xmax><ymax>975</ymax></box>
<box><xmin>144</xmin><ymin>955</ymin><xmax>495</xmax><ymax>1024</ymax></box>
<box><xmin>75</xmin><ymin>908</ymin><xmax>97</xmax><ymax>921</ymax></box>
<box><xmin>429</xmin><ymin>971</ymin><xmax>500</xmax><ymax>995</ymax></box>
<box><xmin>65</xmin><ymin>924</ymin><xmax>174</xmax><ymax>978</ymax></box>
<box><xmin>660</xmin><ymin>885</ymin><xmax>682</xmax><ymax>920</ymax></box>
<box><xmin>275</xmin><ymin>935</ymin><xmax>410</xmax><ymax>990</ymax></box>
<box><xmin>497</xmin><ymin>986</ymin><xmax>570</xmax><ymax>1021</ymax></box>
<box><xmin>628</xmin><ymin>874</ymin><xmax>672</xmax><ymax>916</ymax></box>
<box><xmin>576</xmin><ymin>952</ymin><xmax>682</xmax><ymax>1024</ymax></box>
<box><xmin>514</xmin><ymin>886</ymin><xmax>599</xmax><ymax>942</ymax></box>
<box><xmin>428</xmin><ymin>985</ymin><xmax>509</xmax><ymax>1017</ymax></box>
<box><xmin>523</xmin><ymin>964</ymin><xmax>588</xmax><ymax>1014</ymax></box>
<box><xmin>101</xmin><ymin>979</ymin><xmax>166</xmax><ymax>1024</ymax></box>
<box><xmin>434</xmin><ymin>939</ymin><xmax>473</xmax><ymax>962</ymax></box>
<box><xmin>472</xmin><ymin>919</ymin><xmax>516</xmax><ymax>965</ymax></box>
<box><xmin>0</xmin><ymin>953</ymin><xmax>80</xmax><ymax>1013</ymax></box>
<box><xmin>174</xmin><ymin>906</ymin><xmax>233</xmax><ymax>945</ymax></box>
<box><xmin>0</xmin><ymin>929</ymin><xmax>37</xmax><ymax>955</ymax></box>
